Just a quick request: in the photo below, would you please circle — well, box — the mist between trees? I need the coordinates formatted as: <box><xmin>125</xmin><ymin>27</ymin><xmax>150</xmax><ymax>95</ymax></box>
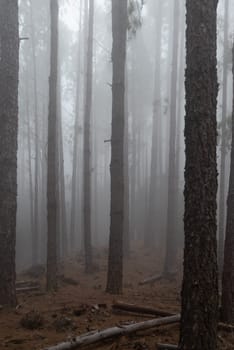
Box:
<box><xmin>16</xmin><ymin>0</ymin><xmax>234</xmax><ymax>270</ymax></box>
<box><xmin>1</xmin><ymin>0</ymin><xmax>234</xmax><ymax>349</ymax></box>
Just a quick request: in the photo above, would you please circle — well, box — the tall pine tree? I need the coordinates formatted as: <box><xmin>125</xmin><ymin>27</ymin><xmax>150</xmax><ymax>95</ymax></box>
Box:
<box><xmin>180</xmin><ymin>0</ymin><xmax>219</xmax><ymax>348</ymax></box>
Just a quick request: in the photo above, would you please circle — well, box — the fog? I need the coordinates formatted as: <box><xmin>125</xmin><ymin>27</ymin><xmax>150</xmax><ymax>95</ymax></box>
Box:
<box><xmin>16</xmin><ymin>0</ymin><xmax>234</xmax><ymax>272</ymax></box>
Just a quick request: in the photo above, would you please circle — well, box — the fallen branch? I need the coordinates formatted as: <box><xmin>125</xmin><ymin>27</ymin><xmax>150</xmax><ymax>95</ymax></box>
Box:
<box><xmin>112</xmin><ymin>301</ymin><xmax>175</xmax><ymax>317</ymax></box>
<box><xmin>112</xmin><ymin>309</ymin><xmax>153</xmax><ymax>319</ymax></box>
<box><xmin>42</xmin><ymin>314</ymin><xmax>180</xmax><ymax>350</ymax></box>
<box><xmin>16</xmin><ymin>286</ymin><xmax>40</xmax><ymax>293</ymax></box>
<box><xmin>218</xmin><ymin>322</ymin><xmax>234</xmax><ymax>333</ymax></box>
<box><xmin>139</xmin><ymin>274</ymin><xmax>162</xmax><ymax>286</ymax></box>
<box><xmin>139</xmin><ymin>272</ymin><xmax>177</xmax><ymax>286</ymax></box>
<box><xmin>16</xmin><ymin>280</ymin><xmax>39</xmax><ymax>287</ymax></box>
<box><xmin>157</xmin><ymin>344</ymin><xmax>178</xmax><ymax>349</ymax></box>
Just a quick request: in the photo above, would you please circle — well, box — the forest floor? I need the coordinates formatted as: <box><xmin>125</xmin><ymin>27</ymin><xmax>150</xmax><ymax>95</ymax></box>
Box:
<box><xmin>0</xmin><ymin>245</ymin><xmax>233</xmax><ymax>350</ymax></box>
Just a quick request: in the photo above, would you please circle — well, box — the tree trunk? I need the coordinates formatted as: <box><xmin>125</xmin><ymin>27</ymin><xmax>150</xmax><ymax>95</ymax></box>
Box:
<box><xmin>70</xmin><ymin>0</ymin><xmax>83</xmax><ymax>252</ymax></box>
<box><xmin>164</xmin><ymin>0</ymin><xmax>180</xmax><ymax>276</ymax></box>
<box><xmin>46</xmin><ymin>0</ymin><xmax>59</xmax><ymax>292</ymax></box>
<box><xmin>57</xmin><ymin>76</ymin><xmax>68</xmax><ymax>259</ymax></box>
<box><xmin>174</xmin><ymin>0</ymin><xmax>185</xmax><ymax>252</ymax></box>
<box><xmin>221</xmin><ymin>42</ymin><xmax>234</xmax><ymax>324</ymax></box>
<box><xmin>179</xmin><ymin>1</ymin><xmax>219</xmax><ymax>349</ymax></box>
<box><xmin>218</xmin><ymin>0</ymin><xmax>230</xmax><ymax>274</ymax></box>
<box><xmin>106</xmin><ymin>0</ymin><xmax>127</xmax><ymax>294</ymax></box>
<box><xmin>29</xmin><ymin>0</ymin><xmax>40</xmax><ymax>266</ymax></box>
<box><xmin>123</xmin><ymin>73</ymin><xmax>130</xmax><ymax>257</ymax></box>
<box><xmin>145</xmin><ymin>0</ymin><xmax>163</xmax><ymax>248</ymax></box>
<box><xmin>83</xmin><ymin>0</ymin><xmax>94</xmax><ymax>273</ymax></box>
<box><xmin>26</xmin><ymin>77</ymin><xmax>34</xmax><ymax>252</ymax></box>
<box><xmin>0</xmin><ymin>0</ymin><xmax>19</xmax><ymax>307</ymax></box>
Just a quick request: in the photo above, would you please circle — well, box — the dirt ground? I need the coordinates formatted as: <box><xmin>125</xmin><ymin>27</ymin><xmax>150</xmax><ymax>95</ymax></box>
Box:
<box><xmin>0</xmin><ymin>246</ymin><xmax>233</xmax><ymax>350</ymax></box>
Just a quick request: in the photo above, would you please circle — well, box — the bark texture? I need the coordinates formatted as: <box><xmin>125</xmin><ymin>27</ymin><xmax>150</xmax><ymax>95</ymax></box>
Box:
<box><xmin>179</xmin><ymin>1</ymin><xmax>219</xmax><ymax>349</ymax></box>
<box><xmin>221</xmin><ymin>43</ymin><xmax>234</xmax><ymax>324</ymax></box>
<box><xmin>106</xmin><ymin>0</ymin><xmax>127</xmax><ymax>294</ymax></box>
<box><xmin>0</xmin><ymin>0</ymin><xmax>19</xmax><ymax>306</ymax></box>
<box><xmin>47</xmin><ymin>0</ymin><xmax>59</xmax><ymax>292</ymax></box>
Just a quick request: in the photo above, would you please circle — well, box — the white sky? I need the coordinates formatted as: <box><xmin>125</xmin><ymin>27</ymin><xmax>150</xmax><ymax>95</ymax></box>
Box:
<box><xmin>60</xmin><ymin>0</ymin><xmax>105</xmax><ymax>32</ymax></box>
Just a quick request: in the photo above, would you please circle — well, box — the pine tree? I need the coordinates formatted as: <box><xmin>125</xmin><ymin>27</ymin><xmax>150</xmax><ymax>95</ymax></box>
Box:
<box><xmin>46</xmin><ymin>0</ymin><xmax>59</xmax><ymax>292</ymax></box>
<box><xmin>0</xmin><ymin>0</ymin><xmax>19</xmax><ymax>306</ymax></box>
<box><xmin>83</xmin><ymin>0</ymin><xmax>94</xmax><ymax>273</ymax></box>
<box><xmin>106</xmin><ymin>0</ymin><xmax>128</xmax><ymax>294</ymax></box>
<box><xmin>180</xmin><ymin>0</ymin><xmax>219</xmax><ymax>348</ymax></box>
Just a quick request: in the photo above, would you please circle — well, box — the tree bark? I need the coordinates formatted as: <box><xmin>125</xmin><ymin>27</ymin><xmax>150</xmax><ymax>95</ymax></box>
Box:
<box><xmin>179</xmin><ymin>1</ymin><xmax>219</xmax><ymax>349</ymax></box>
<box><xmin>46</xmin><ymin>0</ymin><xmax>59</xmax><ymax>292</ymax></box>
<box><xmin>0</xmin><ymin>0</ymin><xmax>19</xmax><ymax>307</ymax></box>
<box><xmin>106</xmin><ymin>0</ymin><xmax>128</xmax><ymax>294</ymax></box>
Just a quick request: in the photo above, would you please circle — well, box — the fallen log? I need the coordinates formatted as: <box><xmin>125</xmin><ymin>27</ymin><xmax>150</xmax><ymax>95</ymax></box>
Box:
<box><xmin>112</xmin><ymin>301</ymin><xmax>175</xmax><ymax>317</ymax></box>
<box><xmin>218</xmin><ymin>322</ymin><xmax>234</xmax><ymax>333</ymax></box>
<box><xmin>16</xmin><ymin>280</ymin><xmax>39</xmax><ymax>287</ymax></box>
<box><xmin>139</xmin><ymin>272</ymin><xmax>177</xmax><ymax>286</ymax></box>
<box><xmin>157</xmin><ymin>344</ymin><xmax>178</xmax><ymax>350</ymax></box>
<box><xmin>16</xmin><ymin>286</ymin><xmax>40</xmax><ymax>293</ymax></box>
<box><xmin>112</xmin><ymin>309</ymin><xmax>153</xmax><ymax>319</ymax></box>
<box><xmin>42</xmin><ymin>314</ymin><xmax>180</xmax><ymax>350</ymax></box>
<box><xmin>139</xmin><ymin>274</ymin><xmax>162</xmax><ymax>286</ymax></box>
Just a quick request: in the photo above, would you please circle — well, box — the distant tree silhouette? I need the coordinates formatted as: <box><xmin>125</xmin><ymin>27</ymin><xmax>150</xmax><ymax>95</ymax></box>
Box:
<box><xmin>47</xmin><ymin>0</ymin><xmax>59</xmax><ymax>292</ymax></box>
<box><xmin>106</xmin><ymin>0</ymin><xmax>128</xmax><ymax>294</ymax></box>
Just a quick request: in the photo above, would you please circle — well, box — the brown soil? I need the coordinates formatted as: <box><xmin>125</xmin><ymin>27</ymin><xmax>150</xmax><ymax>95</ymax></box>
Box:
<box><xmin>0</xmin><ymin>246</ymin><xmax>233</xmax><ymax>350</ymax></box>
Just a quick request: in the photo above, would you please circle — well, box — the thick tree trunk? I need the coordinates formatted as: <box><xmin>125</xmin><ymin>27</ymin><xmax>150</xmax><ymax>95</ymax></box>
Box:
<box><xmin>179</xmin><ymin>1</ymin><xmax>219</xmax><ymax>349</ymax></box>
<box><xmin>164</xmin><ymin>0</ymin><xmax>180</xmax><ymax>276</ymax></box>
<box><xmin>106</xmin><ymin>0</ymin><xmax>127</xmax><ymax>294</ymax></box>
<box><xmin>46</xmin><ymin>0</ymin><xmax>59</xmax><ymax>292</ymax></box>
<box><xmin>83</xmin><ymin>0</ymin><xmax>94</xmax><ymax>273</ymax></box>
<box><xmin>221</xmin><ymin>43</ymin><xmax>234</xmax><ymax>324</ymax></box>
<box><xmin>218</xmin><ymin>0</ymin><xmax>229</xmax><ymax>274</ymax></box>
<box><xmin>0</xmin><ymin>0</ymin><xmax>19</xmax><ymax>307</ymax></box>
